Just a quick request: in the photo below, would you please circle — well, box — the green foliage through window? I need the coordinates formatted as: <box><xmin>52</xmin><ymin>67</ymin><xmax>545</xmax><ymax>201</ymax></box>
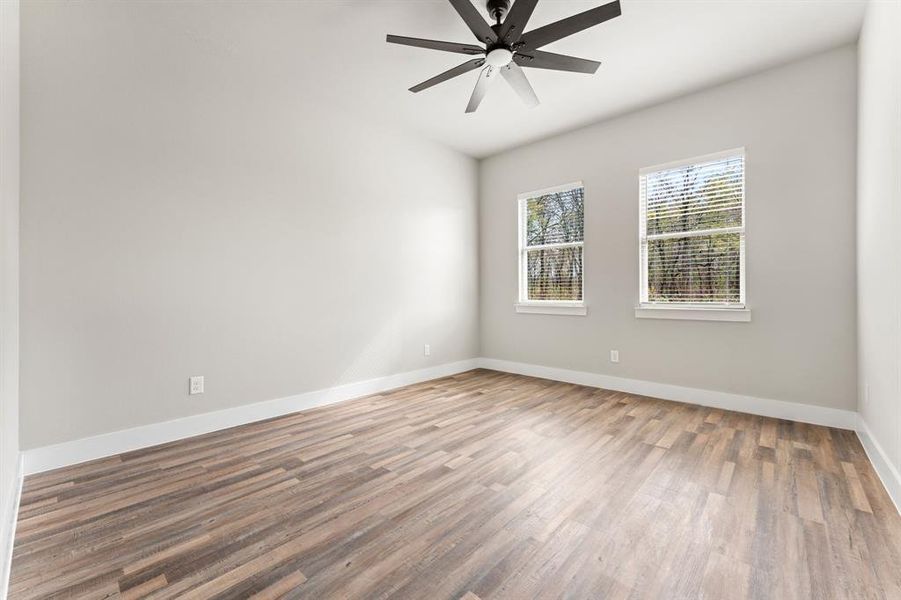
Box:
<box><xmin>641</xmin><ymin>153</ymin><xmax>744</xmax><ymax>305</ymax></box>
<box><xmin>521</xmin><ymin>186</ymin><xmax>584</xmax><ymax>302</ymax></box>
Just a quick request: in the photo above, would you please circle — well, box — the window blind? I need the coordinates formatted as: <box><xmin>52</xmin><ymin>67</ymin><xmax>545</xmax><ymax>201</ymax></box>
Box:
<box><xmin>520</xmin><ymin>184</ymin><xmax>584</xmax><ymax>302</ymax></box>
<box><xmin>640</xmin><ymin>150</ymin><xmax>745</xmax><ymax>305</ymax></box>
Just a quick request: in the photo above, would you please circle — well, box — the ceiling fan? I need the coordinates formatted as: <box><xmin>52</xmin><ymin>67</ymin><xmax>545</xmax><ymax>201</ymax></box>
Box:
<box><xmin>386</xmin><ymin>0</ymin><xmax>622</xmax><ymax>113</ymax></box>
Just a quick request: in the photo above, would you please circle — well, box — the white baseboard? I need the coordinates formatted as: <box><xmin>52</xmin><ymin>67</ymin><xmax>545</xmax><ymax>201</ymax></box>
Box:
<box><xmin>23</xmin><ymin>359</ymin><xmax>479</xmax><ymax>475</ymax></box>
<box><xmin>856</xmin><ymin>416</ymin><xmax>901</xmax><ymax>515</ymax></box>
<box><xmin>19</xmin><ymin>356</ymin><xmax>863</xmax><ymax>478</ymax></box>
<box><xmin>15</xmin><ymin>356</ymin><xmax>899</xmax><ymax>522</ymax></box>
<box><xmin>0</xmin><ymin>453</ymin><xmax>23</xmax><ymax>600</ymax></box>
<box><xmin>476</xmin><ymin>358</ymin><xmax>858</xmax><ymax>430</ymax></box>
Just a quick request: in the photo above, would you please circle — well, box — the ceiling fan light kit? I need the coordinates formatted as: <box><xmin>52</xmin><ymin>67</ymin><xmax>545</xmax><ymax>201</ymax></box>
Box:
<box><xmin>486</xmin><ymin>48</ymin><xmax>513</xmax><ymax>67</ymax></box>
<box><xmin>387</xmin><ymin>0</ymin><xmax>622</xmax><ymax>113</ymax></box>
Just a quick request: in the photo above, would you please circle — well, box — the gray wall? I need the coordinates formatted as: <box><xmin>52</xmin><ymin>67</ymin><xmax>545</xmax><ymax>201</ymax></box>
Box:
<box><xmin>480</xmin><ymin>45</ymin><xmax>858</xmax><ymax>411</ymax></box>
<box><xmin>857</xmin><ymin>0</ymin><xmax>901</xmax><ymax>475</ymax></box>
<box><xmin>20</xmin><ymin>1</ymin><xmax>479</xmax><ymax>449</ymax></box>
<box><xmin>14</xmin><ymin>1</ymin><xmax>866</xmax><ymax>454</ymax></box>
<box><xmin>0</xmin><ymin>0</ymin><xmax>20</xmax><ymax>589</ymax></box>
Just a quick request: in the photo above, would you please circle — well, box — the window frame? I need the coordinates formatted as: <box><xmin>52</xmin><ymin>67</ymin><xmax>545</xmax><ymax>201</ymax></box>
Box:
<box><xmin>636</xmin><ymin>148</ymin><xmax>750</xmax><ymax>322</ymax></box>
<box><xmin>516</xmin><ymin>181</ymin><xmax>587</xmax><ymax>316</ymax></box>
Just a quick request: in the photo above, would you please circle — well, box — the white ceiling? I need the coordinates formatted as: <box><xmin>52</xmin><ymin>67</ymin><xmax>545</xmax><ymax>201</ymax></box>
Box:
<box><xmin>176</xmin><ymin>0</ymin><xmax>867</xmax><ymax>158</ymax></box>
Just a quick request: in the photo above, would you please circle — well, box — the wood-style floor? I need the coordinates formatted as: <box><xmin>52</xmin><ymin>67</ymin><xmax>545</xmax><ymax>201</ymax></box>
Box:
<box><xmin>10</xmin><ymin>369</ymin><xmax>901</xmax><ymax>599</ymax></box>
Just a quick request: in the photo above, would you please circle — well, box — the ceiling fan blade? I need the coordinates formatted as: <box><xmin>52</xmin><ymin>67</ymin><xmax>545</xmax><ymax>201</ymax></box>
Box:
<box><xmin>447</xmin><ymin>0</ymin><xmax>498</xmax><ymax>44</ymax></box>
<box><xmin>386</xmin><ymin>35</ymin><xmax>484</xmax><ymax>55</ymax></box>
<box><xmin>410</xmin><ymin>58</ymin><xmax>486</xmax><ymax>93</ymax></box>
<box><xmin>500</xmin><ymin>62</ymin><xmax>539</xmax><ymax>108</ymax></box>
<box><xmin>497</xmin><ymin>0</ymin><xmax>539</xmax><ymax>44</ymax></box>
<box><xmin>518</xmin><ymin>0</ymin><xmax>621</xmax><ymax>51</ymax></box>
<box><xmin>466</xmin><ymin>66</ymin><xmax>500</xmax><ymax>113</ymax></box>
<box><xmin>514</xmin><ymin>49</ymin><xmax>601</xmax><ymax>74</ymax></box>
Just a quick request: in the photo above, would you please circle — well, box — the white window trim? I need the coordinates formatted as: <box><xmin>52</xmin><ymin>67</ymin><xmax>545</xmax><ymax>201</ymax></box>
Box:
<box><xmin>517</xmin><ymin>181</ymin><xmax>586</xmax><ymax>316</ymax></box>
<box><xmin>637</xmin><ymin>148</ymin><xmax>749</xmax><ymax>321</ymax></box>
<box><xmin>634</xmin><ymin>305</ymin><xmax>751</xmax><ymax>322</ymax></box>
<box><xmin>515</xmin><ymin>302</ymin><xmax>588</xmax><ymax>316</ymax></box>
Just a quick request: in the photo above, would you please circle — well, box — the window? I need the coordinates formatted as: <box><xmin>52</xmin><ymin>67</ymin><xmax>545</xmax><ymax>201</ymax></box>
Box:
<box><xmin>637</xmin><ymin>149</ymin><xmax>749</xmax><ymax>321</ymax></box>
<box><xmin>516</xmin><ymin>182</ymin><xmax>586</xmax><ymax>315</ymax></box>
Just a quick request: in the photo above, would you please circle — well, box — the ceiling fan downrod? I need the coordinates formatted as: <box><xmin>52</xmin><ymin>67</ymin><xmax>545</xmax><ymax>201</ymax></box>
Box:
<box><xmin>486</xmin><ymin>0</ymin><xmax>511</xmax><ymax>26</ymax></box>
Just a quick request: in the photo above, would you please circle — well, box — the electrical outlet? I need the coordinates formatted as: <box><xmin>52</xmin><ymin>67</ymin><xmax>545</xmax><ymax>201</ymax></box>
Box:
<box><xmin>424</xmin><ymin>344</ymin><xmax>431</xmax><ymax>357</ymax></box>
<box><xmin>189</xmin><ymin>376</ymin><xmax>204</xmax><ymax>395</ymax></box>
<box><xmin>610</xmin><ymin>350</ymin><xmax>620</xmax><ymax>364</ymax></box>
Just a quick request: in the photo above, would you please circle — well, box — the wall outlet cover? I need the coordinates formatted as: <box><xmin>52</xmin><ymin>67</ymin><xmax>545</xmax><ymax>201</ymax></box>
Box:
<box><xmin>190</xmin><ymin>376</ymin><xmax>204</xmax><ymax>395</ymax></box>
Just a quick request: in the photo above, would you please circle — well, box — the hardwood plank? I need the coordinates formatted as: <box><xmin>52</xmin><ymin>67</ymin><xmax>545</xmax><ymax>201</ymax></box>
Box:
<box><xmin>120</xmin><ymin>574</ymin><xmax>167</xmax><ymax>600</ymax></box>
<box><xmin>841</xmin><ymin>461</ymin><xmax>874</xmax><ymax>513</ymax></box>
<box><xmin>249</xmin><ymin>570</ymin><xmax>307</xmax><ymax>600</ymax></box>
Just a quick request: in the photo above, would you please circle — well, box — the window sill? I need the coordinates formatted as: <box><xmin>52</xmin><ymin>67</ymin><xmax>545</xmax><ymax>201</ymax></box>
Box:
<box><xmin>634</xmin><ymin>305</ymin><xmax>751</xmax><ymax>322</ymax></box>
<box><xmin>515</xmin><ymin>303</ymin><xmax>587</xmax><ymax>316</ymax></box>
